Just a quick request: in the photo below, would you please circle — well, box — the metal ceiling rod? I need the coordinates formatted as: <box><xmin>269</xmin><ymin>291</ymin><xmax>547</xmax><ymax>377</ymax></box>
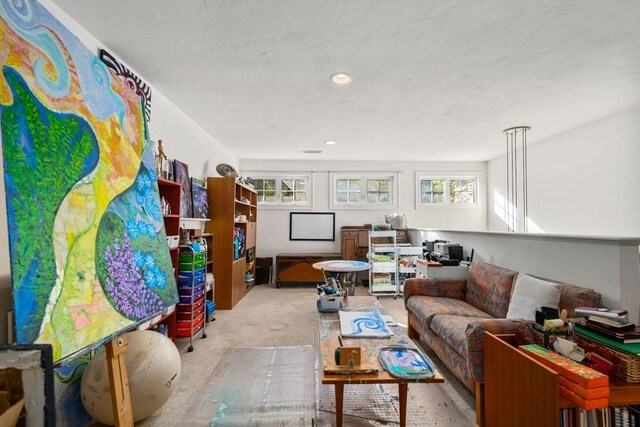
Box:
<box><xmin>503</xmin><ymin>126</ymin><xmax>531</xmax><ymax>232</ymax></box>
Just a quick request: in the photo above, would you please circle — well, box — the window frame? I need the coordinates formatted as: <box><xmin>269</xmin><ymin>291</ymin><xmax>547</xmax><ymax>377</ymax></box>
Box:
<box><xmin>246</xmin><ymin>172</ymin><xmax>313</xmax><ymax>209</ymax></box>
<box><xmin>415</xmin><ymin>172</ymin><xmax>483</xmax><ymax>209</ymax></box>
<box><xmin>330</xmin><ymin>172</ymin><xmax>399</xmax><ymax>210</ymax></box>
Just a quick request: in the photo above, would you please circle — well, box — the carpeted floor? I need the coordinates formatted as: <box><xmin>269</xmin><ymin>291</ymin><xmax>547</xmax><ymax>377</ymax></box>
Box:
<box><xmin>136</xmin><ymin>283</ymin><xmax>476</xmax><ymax>426</ymax></box>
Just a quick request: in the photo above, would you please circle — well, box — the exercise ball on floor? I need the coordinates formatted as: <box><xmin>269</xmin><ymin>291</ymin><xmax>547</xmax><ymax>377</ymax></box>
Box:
<box><xmin>80</xmin><ymin>330</ymin><xmax>181</xmax><ymax>424</ymax></box>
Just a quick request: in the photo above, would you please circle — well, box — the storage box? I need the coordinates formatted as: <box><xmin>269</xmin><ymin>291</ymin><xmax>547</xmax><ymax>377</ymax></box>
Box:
<box><xmin>167</xmin><ymin>235</ymin><xmax>179</xmax><ymax>249</ymax></box>
<box><xmin>317</xmin><ymin>294</ymin><xmax>342</xmax><ymax>312</ymax></box>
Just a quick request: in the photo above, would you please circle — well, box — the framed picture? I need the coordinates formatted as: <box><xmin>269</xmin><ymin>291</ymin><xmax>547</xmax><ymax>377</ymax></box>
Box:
<box><xmin>289</xmin><ymin>212</ymin><xmax>335</xmax><ymax>241</ymax></box>
<box><xmin>191</xmin><ymin>178</ymin><xmax>209</xmax><ymax>219</ymax></box>
<box><xmin>173</xmin><ymin>160</ymin><xmax>192</xmax><ymax>218</ymax></box>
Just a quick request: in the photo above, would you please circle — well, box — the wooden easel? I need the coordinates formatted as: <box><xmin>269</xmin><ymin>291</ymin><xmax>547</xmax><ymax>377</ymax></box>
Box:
<box><xmin>105</xmin><ymin>335</ymin><xmax>134</xmax><ymax>427</ymax></box>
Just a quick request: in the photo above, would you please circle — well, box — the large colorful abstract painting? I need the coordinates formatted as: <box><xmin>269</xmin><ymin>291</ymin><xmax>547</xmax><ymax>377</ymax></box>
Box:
<box><xmin>99</xmin><ymin>48</ymin><xmax>152</xmax><ymax>123</ymax></box>
<box><xmin>0</xmin><ymin>0</ymin><xmax>178</xmax><ymax>363</ymax></box>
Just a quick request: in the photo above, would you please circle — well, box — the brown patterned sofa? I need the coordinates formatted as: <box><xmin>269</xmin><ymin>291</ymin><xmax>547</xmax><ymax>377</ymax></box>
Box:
<box><xmin>404</xmin><ymin>262</ymin><xmax>601</xmax><ymax>422</ymax></box>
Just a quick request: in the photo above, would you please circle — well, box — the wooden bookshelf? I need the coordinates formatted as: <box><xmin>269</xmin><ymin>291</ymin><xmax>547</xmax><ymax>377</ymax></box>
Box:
<box><xmin>484</xmin><ymin>332</ymin><xmax>640</xmax><ymax>427</ymax></box>
<box><xmin>153</xmin><ymin>177</ymin><xmax>181</xmax><ymax>340</ymax></box>
<box><xmin>205</xmin><ymin>177</ymin><xmax>257</xmax><ymax>309</ymax></box>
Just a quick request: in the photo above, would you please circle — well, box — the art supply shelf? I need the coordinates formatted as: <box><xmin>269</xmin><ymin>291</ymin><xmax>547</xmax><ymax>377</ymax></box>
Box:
<box><xmin>176</xmin><ymin>245</ymin><xmax>207</xmax><ymax>351</ymax></box>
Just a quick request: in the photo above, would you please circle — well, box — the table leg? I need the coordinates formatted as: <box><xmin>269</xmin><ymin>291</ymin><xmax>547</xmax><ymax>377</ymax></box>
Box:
<box><xmin>335</xmin><ymin>383</ymin><xmax>344</xmax><ymax>426</ymax></box>
<box><xmin>399</xmin><ymin>382</ymin><xmax>408</xmax><ymax>427</ymax></box>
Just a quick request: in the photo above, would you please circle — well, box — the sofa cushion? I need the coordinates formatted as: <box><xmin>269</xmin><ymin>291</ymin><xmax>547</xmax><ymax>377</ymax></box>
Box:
<box><xmin>406</xmin><ymin>295</ymin><xmax>492</xmax><ymax>331</ymax></box>
<box><xmin>465</xmin><ymin>262</ymin><xmax>518</xmax><ymax>318</ymax></box>
<box><xmin>430</xmin><ymin>314</ymin><xmax>488</xmax><ymax>359</ymax></box>
<box><xmin>506</xmin><ymin>274</ymin><xmax>561</xmax><ymax>321</ymax></box>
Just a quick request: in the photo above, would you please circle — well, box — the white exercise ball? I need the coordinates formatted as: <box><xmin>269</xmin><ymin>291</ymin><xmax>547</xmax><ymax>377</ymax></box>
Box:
<box><xmin>81</xmin><ymin>330</ymin><xmax>181</xmax><ymax>424</ymax></box>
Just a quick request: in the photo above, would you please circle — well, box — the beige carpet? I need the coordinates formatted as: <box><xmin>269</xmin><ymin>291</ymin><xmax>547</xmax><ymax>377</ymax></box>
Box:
<box><xmin>135</xmin><ymin>283</ymin><xmax>476</xmax><ymax>426</ymax></box>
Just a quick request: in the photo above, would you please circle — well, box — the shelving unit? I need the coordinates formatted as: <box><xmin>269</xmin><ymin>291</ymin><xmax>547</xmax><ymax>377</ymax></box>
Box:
<box><xmin>205</xmin><ymin>177</ymin><xmax>258</xmax><ymax>309</ymax></box>
<box><xmin>176</xmin><ymin>245</ymin><xmax>207</xmax><ymax>352</ymax></box>
<box><xmin>154</xmin><ymin>177</ymin><xmax>181</xmax><ymax>340</ymax></box>
<box><xmin>483</xmin><ymin>332</ymin><xmax>640</xmax><ymax>427</ymax></box>
<box><xmin>368</xmin><ymin>231</ymin><xmax>399</xmax><ymax>298</ymax></box>
<box><xmin>396</xmin><ymin>245</ymin><xmax>423</xmax><ymax>295</ymax></box>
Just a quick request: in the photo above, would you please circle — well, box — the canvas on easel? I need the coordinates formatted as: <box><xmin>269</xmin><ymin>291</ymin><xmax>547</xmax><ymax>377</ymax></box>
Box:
<box><xmin>0</xmin><ymin>0</ymin><xmax>178</xmax><ymax>364</ymax></box>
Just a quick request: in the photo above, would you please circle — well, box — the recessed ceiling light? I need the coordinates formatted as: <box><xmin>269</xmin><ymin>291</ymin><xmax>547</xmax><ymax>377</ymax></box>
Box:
<box><xmin>302</xmin><ymin>149</ymin><xmax>322</xmax><ymax>154</ymax></box>
<box><xmin>330</xmin><ymin>72</ymin><xmax>352</xmax><ymax>85</ymax></box>
<box><xmin>324</xmin><ymin>140</ymin><xmax>337</xmax><ymax>145</ymax></box>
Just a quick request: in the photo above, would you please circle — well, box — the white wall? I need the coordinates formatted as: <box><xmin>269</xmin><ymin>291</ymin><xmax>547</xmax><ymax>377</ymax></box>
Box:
<box><xmin>487</xmin><ymin>106</ymin><xmax>640</xmax><ymax>236</ymax></box>
<box><xmin>411</xmin><ymin>229</ymin><xmax>640</xmax><ymax>325</ymax></box>
<box><xmin>239</xmin><ymin>159</ymin><xmax>487</xmax><ymax>258</ymax></box>
<box><xmin>0</xmin><ymin>0</ymin><xmax>238</xmax><ymax>343</ymax></box>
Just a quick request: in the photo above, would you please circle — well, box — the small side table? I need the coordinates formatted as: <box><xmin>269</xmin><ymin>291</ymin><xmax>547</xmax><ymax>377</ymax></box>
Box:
<box><xmin>312</xmin><ymin>260</ymin><xmax>372</xmax><ymax>297</ymax></box>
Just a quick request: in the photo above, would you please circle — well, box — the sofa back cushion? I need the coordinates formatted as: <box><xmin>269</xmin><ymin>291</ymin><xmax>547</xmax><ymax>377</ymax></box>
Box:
<box><xmin>465</xmin><ymin>262</ymin><xmax>518</xmax><ymax>318</ymax></box>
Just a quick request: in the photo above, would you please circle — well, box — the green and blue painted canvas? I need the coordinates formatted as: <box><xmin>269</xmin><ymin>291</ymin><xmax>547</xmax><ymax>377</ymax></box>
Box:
<box><xmin>0</xmin><ymin>0</ymin><xmax>178</xmax><ymax>363</ymax></box>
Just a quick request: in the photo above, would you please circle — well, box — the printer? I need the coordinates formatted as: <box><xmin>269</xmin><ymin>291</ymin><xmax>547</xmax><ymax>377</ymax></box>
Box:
<box><xmin>433</xmin><ymin>242</ymin><xmax>463</xmax><ymax>260</ymax></box>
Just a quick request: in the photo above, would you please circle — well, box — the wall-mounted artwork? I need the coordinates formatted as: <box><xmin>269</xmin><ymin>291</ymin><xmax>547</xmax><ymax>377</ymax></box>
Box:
<box><xmin>0</xmin><ymin>0</ymin><xmax>178</xmax><ymax>363</ymax></box>
<box><xmin>191</xmin><ymin>178</ymin><xmax>209</xmax><ymax>219</ymax></box>
<box><xmin>99</xmin><ymin>48</ymin><xmax>152</xmax><ymax>123</ymax></box>
<box><xmin>173</xmin><ymin>160</ymin><xmax>192</xmax><ymax>218</ymax></box>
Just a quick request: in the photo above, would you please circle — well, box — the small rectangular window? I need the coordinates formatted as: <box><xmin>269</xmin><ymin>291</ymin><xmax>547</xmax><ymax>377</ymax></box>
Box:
<box><xmin>246</xmin><ymin>173</ymin><xmax>312</xmax><ymax>208</ymax></box>
<box><xmin>416</xmin><ymin>173</ymin><xmax>481</xmax><ymax>208</ymax></box>
<box><xmin>331</xmin><ymin>173</ymin><xmax>398</xmax><ymax>209</ymax></box>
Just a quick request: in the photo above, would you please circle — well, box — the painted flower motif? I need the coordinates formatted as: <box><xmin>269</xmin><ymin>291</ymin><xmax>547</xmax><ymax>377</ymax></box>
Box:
<box><xmin>103</xmin><ymin>235</ymin><xmax>165</xmax><ymax>319</ymax></box>
<box><xmin>126</xmin><ymin>220</ymin><xmax>139</xmax><ymax>239</ymax></box>
<box><xmin>144</xmin><ymin>253</ymin><xmax>156</xmax><ymax>268</ymax></box>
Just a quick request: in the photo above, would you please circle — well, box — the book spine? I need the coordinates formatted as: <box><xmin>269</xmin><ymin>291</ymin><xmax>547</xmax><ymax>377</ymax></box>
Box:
<box><xmin>519</xmin><ymin>345</ymin><xmax>609</xmax><ymax>389</ymax></box>
<box><xmin>559</xmin><ymin>385</ymin><xmax>609</xmax><ymax>410</ymax></box>
<box><xmin>576</xmin><ymin>308</ymin><xmax>628</xmax><ymax>319</ymax></box>
<box><xmin>558</xmin><ymin>376</ymin><xmax>609</xmax><ymax>399</ymax></box>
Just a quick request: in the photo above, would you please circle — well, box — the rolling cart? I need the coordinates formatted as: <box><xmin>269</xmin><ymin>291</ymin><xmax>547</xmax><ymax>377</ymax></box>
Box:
<box><xmin>368</xmin><ymin>230</ymin><xmax>400</xmax><ymax>298</ymax></box>
<box><xmin>176</xmin><ymin>245</ymin><xmax>207</xmax><ymax>352</ymax></box>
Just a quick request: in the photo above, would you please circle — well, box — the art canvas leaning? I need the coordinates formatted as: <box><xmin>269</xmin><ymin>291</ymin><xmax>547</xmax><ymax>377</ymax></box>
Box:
<box><xmin>0</xmin><ymin>0</ymin><xmax>178</xmax><ymax>363</ymax></box>
<box><xmin>173</xmin><ymin>159</ymin><xmax>192</xmax><ymax>218</ymax></box>
<box><xmin>191</xmin><ymin>178</ymin><xmax>209</xmax><ymax>219</ymax></box>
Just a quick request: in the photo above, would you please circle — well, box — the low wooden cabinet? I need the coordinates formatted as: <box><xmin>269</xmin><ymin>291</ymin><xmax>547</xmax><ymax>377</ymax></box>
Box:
<box><xmin>484</xmin><ymin>332</ymin><xmax>640</xmax><ymax>427</ymax></box>
<box><xmin>275</xmin><ymin>253</ymin><xmax>341</xmax><ymax>287</ymax></box>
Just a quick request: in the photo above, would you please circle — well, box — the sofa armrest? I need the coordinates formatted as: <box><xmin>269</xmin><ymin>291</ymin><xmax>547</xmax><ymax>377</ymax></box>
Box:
<box><xmin>403</xmin><ymin>277</ymin><xmax>467</xmax><ymax>308</ymax></box>
<box><xmin>465</xmin><ymin>319</ymin><xmax>535</xmax><ymax>384</ymax></box>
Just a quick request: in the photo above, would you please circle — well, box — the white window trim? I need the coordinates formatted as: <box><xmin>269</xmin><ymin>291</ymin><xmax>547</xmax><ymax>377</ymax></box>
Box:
<box><xmin>415</xmin><ymin>171</ymin><xmax>484</xmax><ymax>210</ymax></box>
<box><xmin>330</xmin><ymin>172</ymin><xmax>399</xmax><ymax>210</ymax></box>
<box><xmin>245</xmin><ymin>172</ymin><xmax>313</xmax><ymax>209</ymax></box>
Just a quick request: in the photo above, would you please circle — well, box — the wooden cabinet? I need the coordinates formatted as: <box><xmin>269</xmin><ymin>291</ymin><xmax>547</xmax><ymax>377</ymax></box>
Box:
<box><xmin>205</xmin><ymin>177</ymin><xmax>257</xmax><ymax>309</ymax></box>
<box><xmin>484</xmin><ymin>332</ymin><xmax>640</xmax><ymax>427</ymax></box>
<box><xmin>275</xmin><ymin>253</ymin><xmax>342</xmax><ymax>287</ymax></box>
<box><xmin>340</xmin><ymin>226</ymin><xmax>408</xmax><ymax>261</ymax></box>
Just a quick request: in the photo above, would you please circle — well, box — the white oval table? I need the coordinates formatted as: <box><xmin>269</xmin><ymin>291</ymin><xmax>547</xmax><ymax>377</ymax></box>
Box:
<box><xmin>312</xmin><ymin>260</ymin><xmax>372</xmax><ymax>296</ymax></box>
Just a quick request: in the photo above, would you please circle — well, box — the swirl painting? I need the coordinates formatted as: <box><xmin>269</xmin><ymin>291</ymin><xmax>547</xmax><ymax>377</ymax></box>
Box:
<box><xmin>339</xmin><ymin>311</ymin><xmax>393</xmax><ymax>337</ymax></box>
<box><xmin>0</xmin><ymin>0</ymin><xmax>178</xmax><ymax>362</ymax></box>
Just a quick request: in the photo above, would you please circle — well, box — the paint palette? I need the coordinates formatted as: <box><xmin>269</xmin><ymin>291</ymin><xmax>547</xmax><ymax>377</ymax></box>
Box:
<box><xmin>378</xmin><ymin>346</ymin><xmax>436</xmax><ymax>379</ymax></box>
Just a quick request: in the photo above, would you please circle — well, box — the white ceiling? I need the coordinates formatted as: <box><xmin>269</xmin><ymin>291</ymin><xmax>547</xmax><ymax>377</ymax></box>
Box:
<box><xmin>54</xmin><ymin>0</ymin><xmax>640</xmax><ymax>161</ymax></box>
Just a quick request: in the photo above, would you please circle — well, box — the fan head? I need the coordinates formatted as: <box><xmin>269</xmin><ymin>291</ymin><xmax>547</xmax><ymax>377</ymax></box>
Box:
<box><xmin>216</xmin><ymin>163</ymin><xmax>239</xmax><ymax>178</ymax></box>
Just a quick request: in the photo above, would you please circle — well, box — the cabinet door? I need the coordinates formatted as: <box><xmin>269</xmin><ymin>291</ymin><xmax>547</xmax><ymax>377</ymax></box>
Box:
<box><xmin>396</xmin><ymin>230</ymin><xmax>408</xmax><ymax>244</ymax></box>
<box><xmin>341</xmin><ymin>231</ymin><xmax>357</xmax><ymax>260</ymax></box>
<box><xmin>245</xmin><ymin>222</ymin><xmax>257</xmax><ymax>249</ymax></box>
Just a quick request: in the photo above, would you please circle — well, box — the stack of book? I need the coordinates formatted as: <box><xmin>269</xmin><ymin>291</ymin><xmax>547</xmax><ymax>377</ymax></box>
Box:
<box><xmin>574</xmin><ymin>307</ymin><xmax>640</xmax><ymax>345</ymax></box>
<box><xmin>520</xmin><ymin>344</ymin><xmax>610</xmax><ymax>409</ymax></box>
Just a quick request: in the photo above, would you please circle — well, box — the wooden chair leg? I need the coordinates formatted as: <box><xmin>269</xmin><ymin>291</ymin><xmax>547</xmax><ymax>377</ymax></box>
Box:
<box><xmin>475</xmin><ymin>382</ymin><xmax>485</xmax><ymax>427</ymax></box>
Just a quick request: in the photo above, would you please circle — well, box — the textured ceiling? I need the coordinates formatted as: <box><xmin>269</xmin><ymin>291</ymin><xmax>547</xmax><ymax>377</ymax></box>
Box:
<box><xmin>53</xmin><ymin>0</ymin><xmax>640</xmax><ymax>161</ymax></box>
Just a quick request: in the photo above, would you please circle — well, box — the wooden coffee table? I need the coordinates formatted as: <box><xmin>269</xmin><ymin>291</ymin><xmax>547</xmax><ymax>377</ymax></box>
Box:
<box><xmin>318</xmin><ymin>296</ymin><xmax>444</xmax><ymax>426</ymax></box>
